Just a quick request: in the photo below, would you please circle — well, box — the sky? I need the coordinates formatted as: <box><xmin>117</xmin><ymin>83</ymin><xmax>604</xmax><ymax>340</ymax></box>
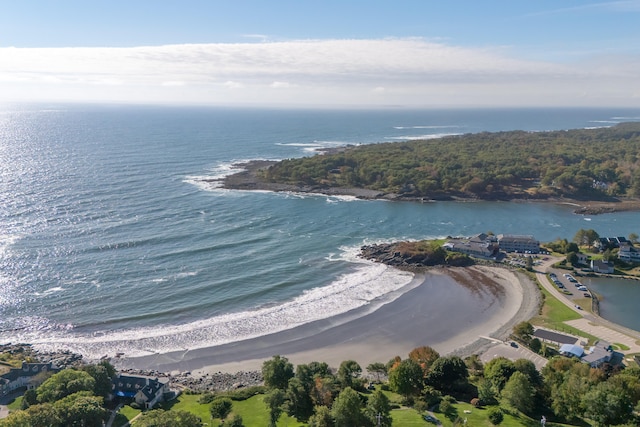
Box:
<box><xmin>1</xmin><ymin>0</ymin><xmax>639</xmax><ymax>108</ymax></box>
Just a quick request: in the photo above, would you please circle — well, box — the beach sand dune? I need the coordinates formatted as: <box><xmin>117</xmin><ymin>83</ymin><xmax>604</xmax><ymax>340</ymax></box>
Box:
<box><xmin>118</xmin><ymin>266</ymin><xmax>539</xmax><ymax>375</ymax></box>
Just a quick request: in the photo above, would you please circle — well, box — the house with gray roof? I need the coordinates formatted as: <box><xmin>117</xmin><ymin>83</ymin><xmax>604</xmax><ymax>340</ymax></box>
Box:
<box><xmin>0</xmin><ymin>362</ymin><xmax>58</xmax><ymax>397</ymax></box>
<box><xmin>112</xmin><ymin>373</ymin><xmax>170</xmax><ymax>409</ymax></box>
<box><xmin>582</xmin><ymin>340</ymin><xmax>614</xmax><ymax>368</ymax></box>
<box><xmin>591</xmin><ymin>259</ymin><xmax>614</xmax><ymax>274</ymax></box>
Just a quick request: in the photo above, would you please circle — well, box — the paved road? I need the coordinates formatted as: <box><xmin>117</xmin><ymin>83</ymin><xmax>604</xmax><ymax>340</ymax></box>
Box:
<box><xmin>534</xmin><ymin>256</ymin><xmax>640</xmax><ymax>354</ymax></box>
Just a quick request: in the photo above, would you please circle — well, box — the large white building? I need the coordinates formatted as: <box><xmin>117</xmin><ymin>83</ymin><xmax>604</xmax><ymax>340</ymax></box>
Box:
<box><xmin>497</xmin><ymin>234</ymin><xmax>540</xmax><ymax>253</ymax></box>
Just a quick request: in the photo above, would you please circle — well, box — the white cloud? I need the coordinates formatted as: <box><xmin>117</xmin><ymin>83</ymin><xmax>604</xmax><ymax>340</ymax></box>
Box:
<box><xmin>162</xmin><ymin>81</ymin><xmax>186</xmax><ymax>86</ymax></box>
<box><xmin>223</xmin><ymin>81</ymin><xmax>244</xmax><ymax>89</ymax></box>
<box><xmin>270</xmin><ymin>81</ymin><xmax>295</xmax><ymax>89</ymax></box>
<box><xmin>0</xmin><ymin>38</ymin><xmax>638</xmax><ymax>107</ymax></box>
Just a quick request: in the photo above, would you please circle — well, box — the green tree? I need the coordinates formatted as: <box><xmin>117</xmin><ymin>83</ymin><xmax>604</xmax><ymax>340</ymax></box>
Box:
<box><xmin>566</xmin><ymin>251</ymin><xmax>578</xmax><ymax>266</ymax></box>
<box><xmin>574</xmin><ymin>229</ymin><xmax>600</xmax><ymax>247</ymax></box>
<box><xmin>525</xmin><ymin>255</ymin><xmax>533</xmax><ymax>271</ymax></box>
<box><xmin>501</xmin><ymin>371</ymin><xmax>535</xmax><ymax>413</ymax></box>
<box><xmin>484</xmin><ymin>357</ymin><xmax>515</xmax><ymax>393</ymax></box>
<box><xmin>629</xmin><ymin>232</ymin><xmax>639</xmax><ymax>244</ymax></box>
<box><xmin>464</xmin><ymin>354</ymin><xmax>484</xmax><ymax>377</ymax></box>
<box><xmin>513</xmin><ymin>321</ymin><xmax>534</xmax><ymax>344</ymax></box>
<box><xmin>308</xmin><ymin>405</ymin><xmax>334</xmax><ymax>427</ymax></box>
<box><xmin>364</xmin><ymin>390</ymin><xmax>392</xmax><ymax>427</ymax></box>
<box><xmin>439</xmin><ymin>395</ymin><xmax>456</xmax><ymax>417</ymax></box>
<box><xmin>425</xmin><ymin>356</ymin><xmax>468</xmax><ymax>393</ymax></box>
<box><xmin>286</xmin><ymin>377</ymin><xmax>314</xmax><ymax>421</ymax></box>
<box><xmin>264</xmin><ymin>388</ymin><xmax>286</xmax><ymax>427</ymax></box>
<box><xmin>36</xmin><ymin>369</ymin><xmax>96</xmax><ymax>403</ymax></box>
<box><xmin>20</xmin><ymin>389</ymin><xmax>37</xmax><ymax>409</ymax></box>
<box><xmin>133</xmin><ymin>409</ymin><xmax>203</xmax><ymax>427</ymax></box>
<box><xmin>262</xmin><ymin>355</ymin><xmax>294</xmax><ymax>390</ymax></box>
<box><xmin>477</xmin><ymin>378</ymin><xmax>497</xmax><ymax>405</ymax></box>
<box><xmin>529</xmin><ymin>337</ymin><xmax>542</xmax><ymax>354</ymax></box>
<box><xmin>25</xmin><ymin>403</ymin><xmax>60</xmax><ymax>427</ymax></box>
<box><xmin>209</xmin><ymin>397</ymin><xmax>233</xmax><ymax>421</ymax></box>
<box><xmin>337</xmin><ymin>360</ymin><xmax>362</xmax><ymax>390</ymax></box>
<box><xmin>389</xmin><ymin>358</ymin><xmax>424</xmax><ymax>398</ymax></box>
<box><xmin>0</xmin><ymin>411</ymin><xmax>31</xmax><ymax>427</ymax></box>
<box><xmin>53</xmin><ymin>392</ymin><xmax>107</xmax><ymax>427</ymax></box>
<box><xmin>582</xmin><ymin>381</ymin><xmax>633</xmax><ymax>427</ymax></box>
<box><xmin>227</xmin><ymin>414</ymin><xmax>245</xmax><ymax>427</ymax></box>
<box><xmin>82</xmin><ymin>361</ymin><xmax>116</xmax><ymax>399</ymax></box>
<box><xmin>331</xmin><ymin>387</ymin><xmax>364</xmax><ymax>427</ymax></box>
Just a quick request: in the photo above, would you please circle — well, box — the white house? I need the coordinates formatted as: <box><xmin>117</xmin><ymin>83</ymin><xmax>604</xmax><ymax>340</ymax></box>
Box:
<box><xmin>618</xmin><ymin>243</ymin><xmax>640</xmax><ymax>263</ymax></box>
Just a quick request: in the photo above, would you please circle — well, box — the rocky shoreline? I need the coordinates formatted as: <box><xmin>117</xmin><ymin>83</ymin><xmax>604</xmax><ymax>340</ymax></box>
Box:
<box><xmin>219</xmin><ymin>160</ymin><xmax>640</xmax><ymax>214</ymax></box>
<box><xmin>1</xmin><ymin>343</ymin><xmax>262</xmax><ymax>392</ymax></box>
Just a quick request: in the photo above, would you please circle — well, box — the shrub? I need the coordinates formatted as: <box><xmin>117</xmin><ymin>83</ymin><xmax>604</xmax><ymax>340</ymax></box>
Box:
<box><xmin>470</xmin><ymin>397</ymin><xmax>480</xmax><ymax>407</ymax></box>
<box><xmin>487</xmin><ymin>407</ymin><xmax>504</xmax><ymax>425</ymax></box>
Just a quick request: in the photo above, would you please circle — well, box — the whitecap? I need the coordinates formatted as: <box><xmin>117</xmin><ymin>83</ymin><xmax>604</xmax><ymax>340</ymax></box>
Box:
<box><xmin>25</xmin><ymin>249</ymin><xmax>415</xmax><ymax>360</ymax></box>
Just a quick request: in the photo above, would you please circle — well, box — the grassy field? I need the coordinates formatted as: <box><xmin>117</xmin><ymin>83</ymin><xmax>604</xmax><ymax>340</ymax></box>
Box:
<box><xmin>530</xmin><ymin>286</ymin><xmax>598</xmax><ymax>343</ymax></box>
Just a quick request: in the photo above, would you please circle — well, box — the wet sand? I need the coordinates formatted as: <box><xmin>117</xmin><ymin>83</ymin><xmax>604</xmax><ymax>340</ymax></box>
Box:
<box><xmin>116</xmin><ymin>265</ymin><xmax>540</xmax><ymax>375</ymax></box>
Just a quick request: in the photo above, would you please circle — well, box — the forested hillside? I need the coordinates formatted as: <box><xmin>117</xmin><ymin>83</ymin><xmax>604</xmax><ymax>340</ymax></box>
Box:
<box><xmin>261</xmin><ymin>123</ymin><xmax>640</xmax><ymax>200</ymax></box>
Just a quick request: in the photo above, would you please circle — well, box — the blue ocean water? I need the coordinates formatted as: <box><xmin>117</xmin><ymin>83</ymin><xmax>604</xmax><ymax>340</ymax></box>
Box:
<box><xmin>1</xmin><ymin>104</ymin><xmax>639</xmax><ymax>359</ymax></box>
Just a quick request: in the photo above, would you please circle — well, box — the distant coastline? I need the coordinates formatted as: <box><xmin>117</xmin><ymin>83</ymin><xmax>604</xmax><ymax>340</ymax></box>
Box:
<box><xmin>219</xmin><ymin>159</ymin><xmax>640</xmax><ymax>215</ymax></box>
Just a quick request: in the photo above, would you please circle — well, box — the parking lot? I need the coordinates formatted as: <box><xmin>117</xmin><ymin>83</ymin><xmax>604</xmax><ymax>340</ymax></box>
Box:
<box><xmin>479</xmin><ymin>340</ymin><xmax>548</xmax><ymax>371</ymax></box>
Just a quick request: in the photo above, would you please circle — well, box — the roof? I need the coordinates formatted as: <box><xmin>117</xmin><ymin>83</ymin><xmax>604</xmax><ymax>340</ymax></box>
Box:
<box><xmin>560</xmin><ymin>344</ymin><xmax>584</xmax><ymax>358</ymax></box>
<box><xmin>533</xmin><ymin>329</ymin><xmax>579</xmax><ymax>345</ymax></box>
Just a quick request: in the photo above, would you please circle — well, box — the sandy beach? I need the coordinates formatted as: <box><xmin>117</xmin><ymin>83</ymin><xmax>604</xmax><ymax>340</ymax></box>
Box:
<box><xmin>116</xmin><ymin>265</ymin><xmax>540</xmax><ymax>376</ymax></box>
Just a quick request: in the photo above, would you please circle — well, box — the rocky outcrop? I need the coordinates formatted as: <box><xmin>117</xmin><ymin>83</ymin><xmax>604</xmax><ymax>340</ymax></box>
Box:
<box><xmin>360</xmin><ymin>242</ymin><xmax>446</xmax><ymax>268</ymax></box>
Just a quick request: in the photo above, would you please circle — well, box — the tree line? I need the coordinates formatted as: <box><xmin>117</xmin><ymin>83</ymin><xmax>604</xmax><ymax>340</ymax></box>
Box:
<box><xmin>261</xmin><ymin>123</ymin><xmax>640</xmax><ymax>199</ymax></box>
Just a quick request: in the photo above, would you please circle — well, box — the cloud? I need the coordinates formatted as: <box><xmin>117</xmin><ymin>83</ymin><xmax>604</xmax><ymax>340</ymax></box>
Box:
<box><xmin>223</xmin><ymin>81</ymin><xmax>244</xmax><ymax>89</ymax></box>
<box><xmin>0</xmin><ymin>38</ymin><xmax>638</xmax><ymax>107</ymax></box>
<box><xmin>270</xmin><ymin>81</ymin><xmax>296</xmax><ymax>88</ymax></box>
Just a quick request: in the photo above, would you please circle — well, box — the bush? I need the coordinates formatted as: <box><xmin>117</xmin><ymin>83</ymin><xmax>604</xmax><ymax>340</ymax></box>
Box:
<box><xmin>220</xmin><ymin>385</ymin><xmax>267</xmax><ymax>401</ymax></box>
<box><xmin>198</xmin><ymin>392</ymin><xmax>217</xmax><ymax>404</ymax></box>
<box><xmin>487</xmin><ymin>407</ymin><xmax>504</xmax><ymax>425</ymax></box>
<box><xmin>470</xmin><ymin>397</ymin><xmax>480</xmax><ymax>407</ymax></box>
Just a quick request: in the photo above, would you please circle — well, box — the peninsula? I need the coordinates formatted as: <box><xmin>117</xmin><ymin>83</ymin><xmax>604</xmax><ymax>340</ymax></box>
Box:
<box><xmin>220</xmin><ymin>123</ymin><xmax>640</xmax><ymax>214</ymax></box>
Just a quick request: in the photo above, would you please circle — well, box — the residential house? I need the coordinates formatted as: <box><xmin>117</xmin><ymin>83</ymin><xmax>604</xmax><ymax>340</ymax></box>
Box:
<box><xmin>575</xmin><ymin>252</ymin><xmax>589</xmax><ymax>265</ymax></box>
<box><xmin>0</xmin><ymin>362</ymin><xmax>58</xmax><ymax>397</ymax></box>
<box><xmin>497</xmin><ymin>234</ymin><xmax>540</xmax><ymax>253</ymax></box>
<box><xmin>591</xmin><ymin>259</ymin><xmax>614</xmax><ymax>274</ymax></box>
<box><xmin>618</xmin><ymin>243</ymin><xmax>640</xmax><ymax>263</ymax></box>
<box><xmin>112</xmin><ymin>373</ymin><xmax>170</xmax><ymax>409</ymax></box>
<box><xmin>595</xmin><ymin>236</ymin><xmax>628</xmax><ymax>252</ymax></box>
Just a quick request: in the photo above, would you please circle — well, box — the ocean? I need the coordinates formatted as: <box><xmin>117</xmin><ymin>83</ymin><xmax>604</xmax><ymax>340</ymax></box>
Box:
<box><xmin>1</xmin><ymin>104</ymin><xmax>639</xmax><ymax>360</ymax></box>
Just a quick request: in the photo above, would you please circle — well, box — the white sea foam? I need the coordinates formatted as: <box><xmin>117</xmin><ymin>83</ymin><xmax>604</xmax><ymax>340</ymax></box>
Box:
<box><xmin>385</xmin><ymin>132</ymin><xmax>461</xmax><ymax>141</ymax></box>
<box><xmin>393</xmin><ymin>125</ymin><xmax>461</xmax><ymax>130</ymax></box>
<box><xmin>25</xmin><ymin>249</ymin><xmax>415</xmax><ymax>360</ymax></box>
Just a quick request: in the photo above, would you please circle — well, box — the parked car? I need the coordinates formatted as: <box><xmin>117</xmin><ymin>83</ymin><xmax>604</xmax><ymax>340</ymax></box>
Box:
<box><xmin>584</xmin><ymin>292</ymin><xmax>591</xmax><ymax>298</ymax></box>
<box><xmin>424</xmin><ymin>414</ymin><xmax>439</xmax><ymax>423</ymax></box>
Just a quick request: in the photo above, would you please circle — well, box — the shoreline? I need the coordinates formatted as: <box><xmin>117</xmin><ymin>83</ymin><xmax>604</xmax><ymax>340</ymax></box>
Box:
<box><xmin>218</xmin><ymin>160</ymin><xmax>640</xmax><ymax>215</ymax></box>
<box><xmin>113</xmin><ymin>265</ymin><xmax>540</xmax><ymax>378</ymax></box>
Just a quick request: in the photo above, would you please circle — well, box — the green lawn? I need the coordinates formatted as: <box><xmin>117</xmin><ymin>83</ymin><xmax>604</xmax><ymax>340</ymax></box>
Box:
<box><xmin>531</xmin><ymin>286</ymin><xmax>598</xmax><ymax>343</ymax></box>
<box><xmin>158</xmin><ymin>393</ymin><xmax>304</xmax><ymax>427</ymax></box>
